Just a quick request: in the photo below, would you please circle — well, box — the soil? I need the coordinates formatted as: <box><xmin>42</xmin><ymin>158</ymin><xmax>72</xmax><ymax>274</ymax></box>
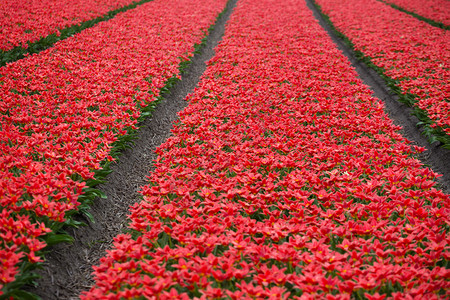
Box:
<box><xmin>24</xmin><ymin>0</ymin><xmax>449</xmax><ymax>299</ymax></box>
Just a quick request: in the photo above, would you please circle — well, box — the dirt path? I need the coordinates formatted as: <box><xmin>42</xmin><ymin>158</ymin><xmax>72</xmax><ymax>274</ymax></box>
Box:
<box><xmin>24</xmin><ymin>0</ymin><xmax>238</xmax><ymax>298</ymax></box>
<box><xmin>305</xmin><ymin>0</ymin><xmax>450</xmax><ymax>193</ymax></box>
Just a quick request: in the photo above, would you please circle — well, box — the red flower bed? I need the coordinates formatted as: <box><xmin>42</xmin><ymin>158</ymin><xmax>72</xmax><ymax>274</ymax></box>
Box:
<box><xmin>315</xmin><ymin>0</ymin><xmax>450</xmax><ymax>144</ymax></box>
<box><xmin>83</xmin><ymin>0</ymin><xmax>450</xmax><ymax>298</ymax></box>
<box><xmin>382</xmin><ymin>0</ymin><xmax>450</xmax><ymax>26</ymax></box>
<box><xmin>0</xmin><ymin>0</ymin><xmax>142</xmax><ymax>51</ymax></box>
<box><xmin>0</xmin><ymin>0</ymin><xmax>227</xmax><ymax>296</ymax></box>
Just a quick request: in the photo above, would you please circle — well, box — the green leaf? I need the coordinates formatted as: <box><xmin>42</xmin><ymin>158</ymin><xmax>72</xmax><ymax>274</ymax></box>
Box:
<box><xmin>44</xmin><ymin>233</ymin><xmax>74</xmax><ymax>247</ymax></box>
<box><xmin>64</xmin><ymin>218</ymin><xmax>86</xmax><ymax>228</ymax></box>
<box><xmin>79</xmin><ymin>209</ymin><xmax>95</xmax><ymax>224</ymax></box>
<box><xmin>8</xmin><ymin>290</ymin><xmax>41</xmax><ymax>300</ymax></box>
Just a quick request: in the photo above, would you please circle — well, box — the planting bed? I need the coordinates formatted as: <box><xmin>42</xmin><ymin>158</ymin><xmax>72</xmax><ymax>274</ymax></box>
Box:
<box><xmin>0</xmin><ymin>0</ymin><xmax>141</xmax><ymax>51</ymax></box>
<box><xmin>314</xmin><ymin>0</ymin><xmax>450</xmax><ymax>148</ymax></box>
<box><xmin>81</xmin><ymin>0</ymin><xmax>449</xmax><ymax>298</ymax></box>
<box><xmin>0</xmin><ymin>0</ymin><xmax>227</xmax><ymax>297</ymax></box>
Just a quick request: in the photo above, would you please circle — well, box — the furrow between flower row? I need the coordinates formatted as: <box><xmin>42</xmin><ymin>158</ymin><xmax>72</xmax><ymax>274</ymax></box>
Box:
<box><xmin>314</xmin><ymin>0</ymin><xmax>450</xmax><ymax>148</ymax></box>
<box><xmin>0</xmin><ymin>0</ymin><xmax>227</xmax><ymax>297</ymax></box>
<box><xmin>83</xmin><ymin>0</ymin><xmax>449</xmax><ymax>298</ymax></box>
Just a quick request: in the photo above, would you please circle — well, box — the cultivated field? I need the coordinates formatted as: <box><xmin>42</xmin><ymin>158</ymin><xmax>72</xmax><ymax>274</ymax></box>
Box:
<box><xmin>0</xmin><ymin>0</ymin><xmax>448</xmax><ymax>299</ymax></box>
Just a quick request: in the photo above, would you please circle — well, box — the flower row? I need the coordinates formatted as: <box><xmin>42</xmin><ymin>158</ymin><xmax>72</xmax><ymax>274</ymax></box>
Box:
<box><xmin>381</xmin><ymin>0</ymin><xmax>450</xmax><ymax>26</ymax></box>
<box><xmin>0</xmin><ymin>0</ymin><xmax>227</xmax><ymax>296</ymax></box>
<box><xmin>83</xmin><ymin>0</ymin><xmax>449</xmax><ymax>298</ymax></box>
<box><xmin>315</xmin><ymin>0</ymin><xmax>450</xmax><ymax>147</ymax></box>
<box><xmin>0</xmin><ymin>0</ymin><xmax>142</xmax><ymax>51</ymax></box>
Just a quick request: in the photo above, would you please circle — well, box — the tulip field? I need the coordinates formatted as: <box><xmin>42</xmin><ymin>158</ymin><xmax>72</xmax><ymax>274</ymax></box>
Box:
<box><xmin>0</xmin><ymin>0</ymin><xmax>228</xmax><ymax>297</ymax></box>
<box><xmin>314</xmin><ymin>0</ymin><xmax>450</xmax><ymax>148</ymax></box>
<box><xmin>0</xmin><ymin>0</ymin><xmax>142</xmax><ymax>51</ymax></box>
<box><xmin>1</xmin><ymin>0</ymin><xmax>449</xmax><ymax>299</ymax></box>
<box><xmin>380</xmin><ymin>0</ymin><xmax>450</xmax><ymax>27</ymax></box>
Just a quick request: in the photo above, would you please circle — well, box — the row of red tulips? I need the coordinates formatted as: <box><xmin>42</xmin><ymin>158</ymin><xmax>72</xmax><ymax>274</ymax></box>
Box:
<box><xmin>0</xmin><ymin>0</ymin><xmax>140</xmax><ymax>51</ymax></box>
<box><xmin>83</xmin><ymin>0</ymin><xmax>449</xmax><ymax>298</ymax></box>
<box><xmin>315</xmin><ymin>0</ymin><xmax>450</xmax><ymax>148</ymax></box>
<box><xmin>380</xmin><ymin>0</ymin><xmax>450</xmax><ymax>26</ymax></box>
<box><xmin>0</xmin><ymin>0</ymin><xmax>227</xmax><ymax>297</ymax></box>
